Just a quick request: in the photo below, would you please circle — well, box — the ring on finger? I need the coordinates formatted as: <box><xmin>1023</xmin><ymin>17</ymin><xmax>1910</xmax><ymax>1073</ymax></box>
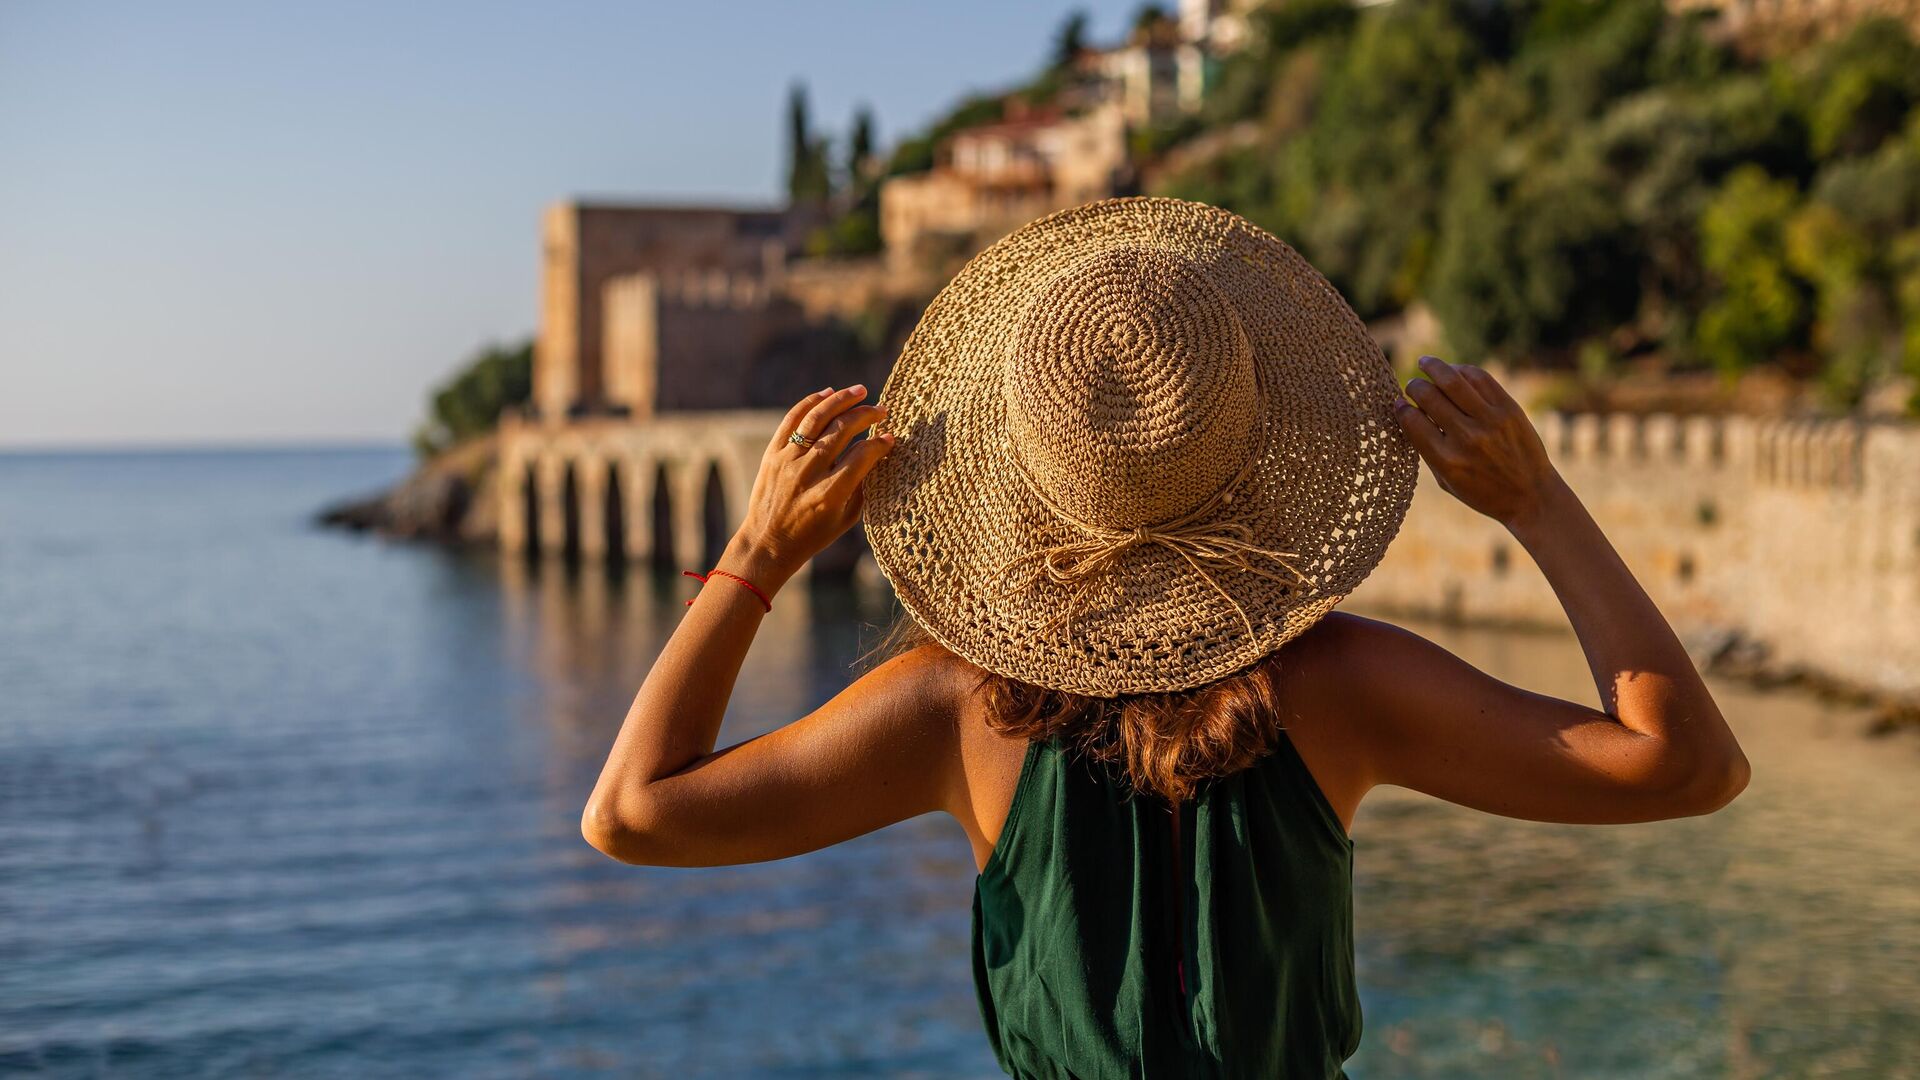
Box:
<box><xmin>788</xmin><ymin>431</ymin><xmax>816</xmax><ymax>449</ymax></box>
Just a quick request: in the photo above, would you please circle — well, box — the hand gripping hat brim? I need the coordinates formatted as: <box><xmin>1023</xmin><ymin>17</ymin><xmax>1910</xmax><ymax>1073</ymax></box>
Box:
<box><xmin>863</xmin><ymin>196</ymin><xmax>1417</xmax><ymax>697</ymax></box>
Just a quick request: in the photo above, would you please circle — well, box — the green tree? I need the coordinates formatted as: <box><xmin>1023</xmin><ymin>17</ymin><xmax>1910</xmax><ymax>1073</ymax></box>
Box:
<box><xmin>863</xmin><ymin>0</ymin><xmax>1920</xmax><ymax>408</ymax></box>
<box><xmin>412</xmin><ymin>340</ymin><xmax>533</xmax><ymax>459</ymax></box>
<box><xmin>1788</xmin><ymin>111</ymin><xmax>1920</xmax><ymax>403</ymax></box>
<box><xmin>1782</xmin><ymin>17</ymin><xmax>1920</xmax><ymax>158</ymax></box>
<box><xmin>1281</xmin><ymin>0</ymin><xmax>1485</xmax><ymax>315</ymax></box>
<box><xmin>1132</xmin><ymin>3</ymin><xmax>1171</xmax><ymax>36</ymax></box>
<box><xmin>1425</xmin><ymin>49</ymin><xmax>1646</xmax><ymax>361</ymax></box>
<box><xmin>786</xmin><ymin>82</ymin><xmax>832</xmax><ymax>203</ymax></box>
<box><xmin>1052</xmin><ymin>9</ymin><xmax>1089</xmax><ymax>68</ymax></box>
<box><xmin>848</xmin><ymin>104</ymin><xmax>876</xmax><ymax>182</ymax></box>
<box><xmin>1695</xmin><ymin>165</ymin><xmax>1808</xmax><ymax>375</ymax></box>
<box><xmin>1201</xmin><ymin>0</ymin><xmax>1356</xmax><ymax>128</ymax></box>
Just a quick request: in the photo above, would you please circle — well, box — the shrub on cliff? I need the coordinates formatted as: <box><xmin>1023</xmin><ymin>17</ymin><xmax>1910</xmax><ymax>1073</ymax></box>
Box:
<box><xmin>412</xmin><ymin>340</ymin><xmax>532</xmax><ymax>459</ymax></box>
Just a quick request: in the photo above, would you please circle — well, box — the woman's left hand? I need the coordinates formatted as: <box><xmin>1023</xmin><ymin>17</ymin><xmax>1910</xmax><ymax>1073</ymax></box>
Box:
<box><xmin>718</xmin><ymin>385</ymin><xmax>894</xmax><ymax>595</ymax></box>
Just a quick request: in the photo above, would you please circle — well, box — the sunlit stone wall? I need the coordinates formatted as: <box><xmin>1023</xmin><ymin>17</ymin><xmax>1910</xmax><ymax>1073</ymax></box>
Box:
<box><xmin>1351</xmin><ymin>413</ymin><xmax>1920</xmax><ymax>698</ymax></box>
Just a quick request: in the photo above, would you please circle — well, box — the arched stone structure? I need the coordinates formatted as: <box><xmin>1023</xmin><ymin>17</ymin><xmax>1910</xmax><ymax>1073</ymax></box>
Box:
<box><xmin>500</xmin><ymin>412</ymin><xmax>779</xmax><ymax>576</ymax></box>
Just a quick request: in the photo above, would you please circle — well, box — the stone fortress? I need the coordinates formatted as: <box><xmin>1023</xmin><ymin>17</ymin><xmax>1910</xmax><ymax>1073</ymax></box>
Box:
<box><xmin>496</xmin><ymin>0</ymin><xmax>1920</xmax><ymax>704</ymax></box>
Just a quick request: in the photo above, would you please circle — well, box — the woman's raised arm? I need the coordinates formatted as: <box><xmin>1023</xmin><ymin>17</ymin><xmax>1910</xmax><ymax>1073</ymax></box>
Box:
<box><xmin>1292</xmin><ymin>357</ymin><xmax>1749</xmax><ymax>826</ymax></box>
<box><xmin>579</xmin><ymin>386</ymin><xmax>968</xmax><ymax>867</ymax></box>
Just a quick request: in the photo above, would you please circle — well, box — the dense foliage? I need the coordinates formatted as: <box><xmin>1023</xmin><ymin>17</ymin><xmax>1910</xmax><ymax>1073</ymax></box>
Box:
<box><xmin>1152</xmin><ymin>0</ymin><xmax>1920</xmax><ymax>411</ymax></box>
<box><xmin>412</xmin><ymin>340</ymin><xmax>532</xmax><ymax>458</ymax></box>
<box><xmin>784</xmin><ymin>83</ymin><xmax>885</xmax><ymax>257</ymax></box>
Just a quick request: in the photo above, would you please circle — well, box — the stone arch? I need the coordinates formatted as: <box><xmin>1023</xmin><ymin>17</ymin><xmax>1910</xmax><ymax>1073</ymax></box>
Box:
<box><xmin>569</xmin><ymin>452</ymin><xmax>609</xmax><ymax>561</ymax></box>
<box><xmin>604</xmin><ymin>457</ymin><xmax>628</xmax><ymax>563</ymax></box>
<box><xmin>561</xmin><ymin>461</ymin><xmax>583</xmax><ymax>560</ymax></box>
<box><xmin>651</xmin><ymin>459</ymin><xmax>677</xmax><ymax>569</ymax></box>
<box><xmin>521</xmin><ymin>460</ymin><xmax>542</xmax><ymax>557</ymax></box>
<box><xmin>701</xmin><ymin>460</ymin><xmax>729</xmax><ymax>567</ymax></box>
<box><xmin>618</xmin><ymin>451</ymin><xmax>654</xmax><ymax>563</ymax></box>
<box><xmin>535</xmin><ymin>453</ymin><xmax>569</xmax><ymax>558</ymax></box>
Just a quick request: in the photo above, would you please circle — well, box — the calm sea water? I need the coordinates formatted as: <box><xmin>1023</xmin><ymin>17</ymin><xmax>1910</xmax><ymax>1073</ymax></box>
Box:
<box><xmin>1</xmin><ymin>448</ymin><xmax>1915</xmax><ymax>1079</ymax></box>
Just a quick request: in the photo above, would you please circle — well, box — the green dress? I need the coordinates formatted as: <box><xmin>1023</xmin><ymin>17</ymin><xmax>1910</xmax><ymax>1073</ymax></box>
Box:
<box><xmin>970</xmin><ymin>730</ymin><xmax>1363</xmax><ymax>1079</ymax></box>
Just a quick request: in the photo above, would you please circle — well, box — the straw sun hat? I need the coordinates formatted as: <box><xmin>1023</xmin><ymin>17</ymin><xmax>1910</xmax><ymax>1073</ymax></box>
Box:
<box><xmin>863</xmin><ymin>196</ymin><xmax>1417</xmax><ymax>697</ymax></box>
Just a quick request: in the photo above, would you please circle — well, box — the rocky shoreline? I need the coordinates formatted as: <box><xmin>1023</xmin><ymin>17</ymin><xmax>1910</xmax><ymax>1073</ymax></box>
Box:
<box><xmin>317</xmin><ymin>434</ymin><xmax>500</xmax><ymax>546</ymax></box>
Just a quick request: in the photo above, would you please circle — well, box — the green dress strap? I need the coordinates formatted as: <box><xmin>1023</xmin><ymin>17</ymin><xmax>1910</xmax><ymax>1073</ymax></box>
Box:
<box><xmin>970</xmin><ymin>729</ymin><xmax>1362</xmax><ymax>1079</ymax></box>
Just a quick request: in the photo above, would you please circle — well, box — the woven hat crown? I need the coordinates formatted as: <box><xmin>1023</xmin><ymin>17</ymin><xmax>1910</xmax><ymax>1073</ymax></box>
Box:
<box><xmin>863</xmin><ymin>196</ymin><xmax>1418</xmax><ymax>697</ymax></box>
<box><xmin>1003</xmin><ymin>244</ymin><xmax>1261</xmax><ymax>529</ymax></box>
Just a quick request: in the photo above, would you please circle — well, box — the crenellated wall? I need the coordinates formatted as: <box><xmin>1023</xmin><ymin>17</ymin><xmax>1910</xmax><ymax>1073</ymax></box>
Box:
<box><xmin>1350</xmin><ymin>413</ymin><xmax>1920</xmax><ymax>698</ymax></box>
<box><xmin>535</xmin><ymin>202</ymin><xmax>803</xmax><ymax>419</ymax></box>
<box><xmin>601</xmin><ymin>269</ymin><xmax>804</xmax><ymax>417</ymax></box>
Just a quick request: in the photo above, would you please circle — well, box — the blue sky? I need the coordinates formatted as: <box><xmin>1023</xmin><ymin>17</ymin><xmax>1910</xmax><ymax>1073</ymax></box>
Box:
<box><xmin>0</xmin><ymin>0</ymin><xmax>1138</xmax><ymax>448</ymax></box>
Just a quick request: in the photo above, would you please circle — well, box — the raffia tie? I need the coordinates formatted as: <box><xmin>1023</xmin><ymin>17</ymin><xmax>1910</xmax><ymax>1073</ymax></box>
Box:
<box><xmin>997</xmin><ymin>457</ymin><xmax>1306</xmax><ymax>642</ymax></box>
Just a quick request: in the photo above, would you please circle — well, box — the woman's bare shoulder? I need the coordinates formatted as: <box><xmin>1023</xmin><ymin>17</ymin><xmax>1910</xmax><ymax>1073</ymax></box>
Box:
<box><xmin>1276</xmin><ymin>610</ymin><xmax>1451</xmax><ymax>692</ymax></box>
<box><xmin>1289</xmin><ymin>608</ymin><xmax>1416</xmax><ymax>653</ymax></box>
<box><xmin>850</xmin><ymin>641</ymin><xmax>1020</xmax><ymax>769</ymax></box>
<box><xmin>1273</xmin><ymin>611</ymin><xmax>1400</xmax><ymax>693</ymax></box>
<box><xmin>1262</xmin><ymin>611</ymin><xmax>1422</xmax><ymax>825</ymax></box>
<box><xmin>866</xmin><ymin>642</ymin><xmax>1029</xmax><ymax>860</ymax></box>
<box><xmin>854</xmin><ymin>640</ymin><xmax>977</xmax><ymax>719</ymax></box>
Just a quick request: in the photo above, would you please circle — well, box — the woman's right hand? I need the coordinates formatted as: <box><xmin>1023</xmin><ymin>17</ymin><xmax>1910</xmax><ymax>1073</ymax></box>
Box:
<box><xmin>719</xmin><ymin>384</ymin><xmax>894</xmax><ymax>594</ymax></box>
<box><xmin>1393</xmin><ymin>355</ymin><xmax>1565</xmax><ymax>528</ymax></box>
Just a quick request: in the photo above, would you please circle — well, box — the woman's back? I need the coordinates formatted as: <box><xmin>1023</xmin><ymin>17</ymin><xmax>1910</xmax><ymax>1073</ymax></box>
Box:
<box><xmin>975</xmin><ymin>730</ymin><xmax>1360</xmax><ymax>1080</ymax></box>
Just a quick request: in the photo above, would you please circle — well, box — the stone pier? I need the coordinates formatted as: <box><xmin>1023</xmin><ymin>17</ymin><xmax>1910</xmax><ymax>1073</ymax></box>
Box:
<box><xmin>498</xmin><ymin>411</ymin><xmax>776</xmax><ymax>573</ymax></box>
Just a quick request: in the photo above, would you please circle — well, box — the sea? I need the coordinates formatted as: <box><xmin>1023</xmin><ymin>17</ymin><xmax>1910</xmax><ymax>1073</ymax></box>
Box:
<box><xmin>0</xmin><ymin>447</ymin><xmax>1915</xmax><ymax>1079</ymax></box>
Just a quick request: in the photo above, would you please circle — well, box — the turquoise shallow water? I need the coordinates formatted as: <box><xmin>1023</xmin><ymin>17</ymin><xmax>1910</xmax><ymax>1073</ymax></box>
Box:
<box><xmin>1</xmin><ymin>448</ymin><xmax>1915</xmax><ymax>1078</ymax></box>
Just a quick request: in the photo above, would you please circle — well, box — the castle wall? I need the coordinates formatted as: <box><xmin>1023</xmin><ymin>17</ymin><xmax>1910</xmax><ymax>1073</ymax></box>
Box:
<box><xmin>535</xmin><ymin>202</ymin><xmax>794</xmax><ymax>418</ymax></box>
<box><xmin>601</xmin><ymin>269</ymin><xmax>803</xmax><ymax>416</ymax></box>
<box><xmin>776</xmin><ymin>256</ymin><xmax>903</xmax><ymax>320</ymax></box>
<box><xmin>1350</xmin><ymin>413</ymin><xmax>1920</xmax><ymax>698</ymax></box>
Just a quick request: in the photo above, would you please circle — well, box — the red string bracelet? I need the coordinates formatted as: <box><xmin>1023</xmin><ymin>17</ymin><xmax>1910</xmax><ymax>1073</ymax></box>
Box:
<box><xmin>682</xmin><ymin>568</ymin><xmax>773</xmax><ymax>612</ymax></box>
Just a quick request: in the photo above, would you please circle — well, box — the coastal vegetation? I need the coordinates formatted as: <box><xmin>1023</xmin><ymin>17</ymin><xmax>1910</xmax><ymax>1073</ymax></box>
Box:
<box><xmin>837</xmin><ymin>0</ymin><xmax>1920</xmax><ymax>414</ymax></box>
<box><xmin>411</xmin><ymin>339</ymin><xmax>531</xmax><ymax>458</ymax></box>
<box><xmin>1145</xmin><ymin>0</ymin><xmax>1920</xmax><ymax>413</ymax></box>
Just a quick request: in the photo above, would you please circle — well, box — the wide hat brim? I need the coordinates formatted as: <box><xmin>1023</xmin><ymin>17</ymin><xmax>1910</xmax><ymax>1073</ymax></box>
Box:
<box><xmin>863</xmin><ymin>197</ymin><xmax>1417</xmax><ymax>697</ymax></box>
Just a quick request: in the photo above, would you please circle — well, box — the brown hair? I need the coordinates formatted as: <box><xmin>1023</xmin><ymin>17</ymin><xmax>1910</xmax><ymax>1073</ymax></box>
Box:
<box><xmin>867</xmin><ymin>614</ymin><xmax>1284</xmax><ymax>804</ymax></box>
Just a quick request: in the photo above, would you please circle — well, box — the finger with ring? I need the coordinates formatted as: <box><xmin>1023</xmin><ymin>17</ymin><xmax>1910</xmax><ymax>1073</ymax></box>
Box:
<box><xmin>791</xmin><ymin>384</ymin><xmax>867</xmax><ymax>454</ymax></box>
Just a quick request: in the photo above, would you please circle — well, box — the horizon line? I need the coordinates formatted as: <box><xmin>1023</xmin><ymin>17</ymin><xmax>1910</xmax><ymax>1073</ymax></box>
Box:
<box><xmin>0</xmin><ymin>436</ymin><xmax>409</xmax><ymax>457</ymax></box>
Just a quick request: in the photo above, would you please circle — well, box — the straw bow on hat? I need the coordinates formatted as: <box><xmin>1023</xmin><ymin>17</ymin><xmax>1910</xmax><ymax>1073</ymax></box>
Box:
<box><xmin>863</xmin><ymin>197</ymin><xmax>1417</xmax><ymax>697</ymax></box>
